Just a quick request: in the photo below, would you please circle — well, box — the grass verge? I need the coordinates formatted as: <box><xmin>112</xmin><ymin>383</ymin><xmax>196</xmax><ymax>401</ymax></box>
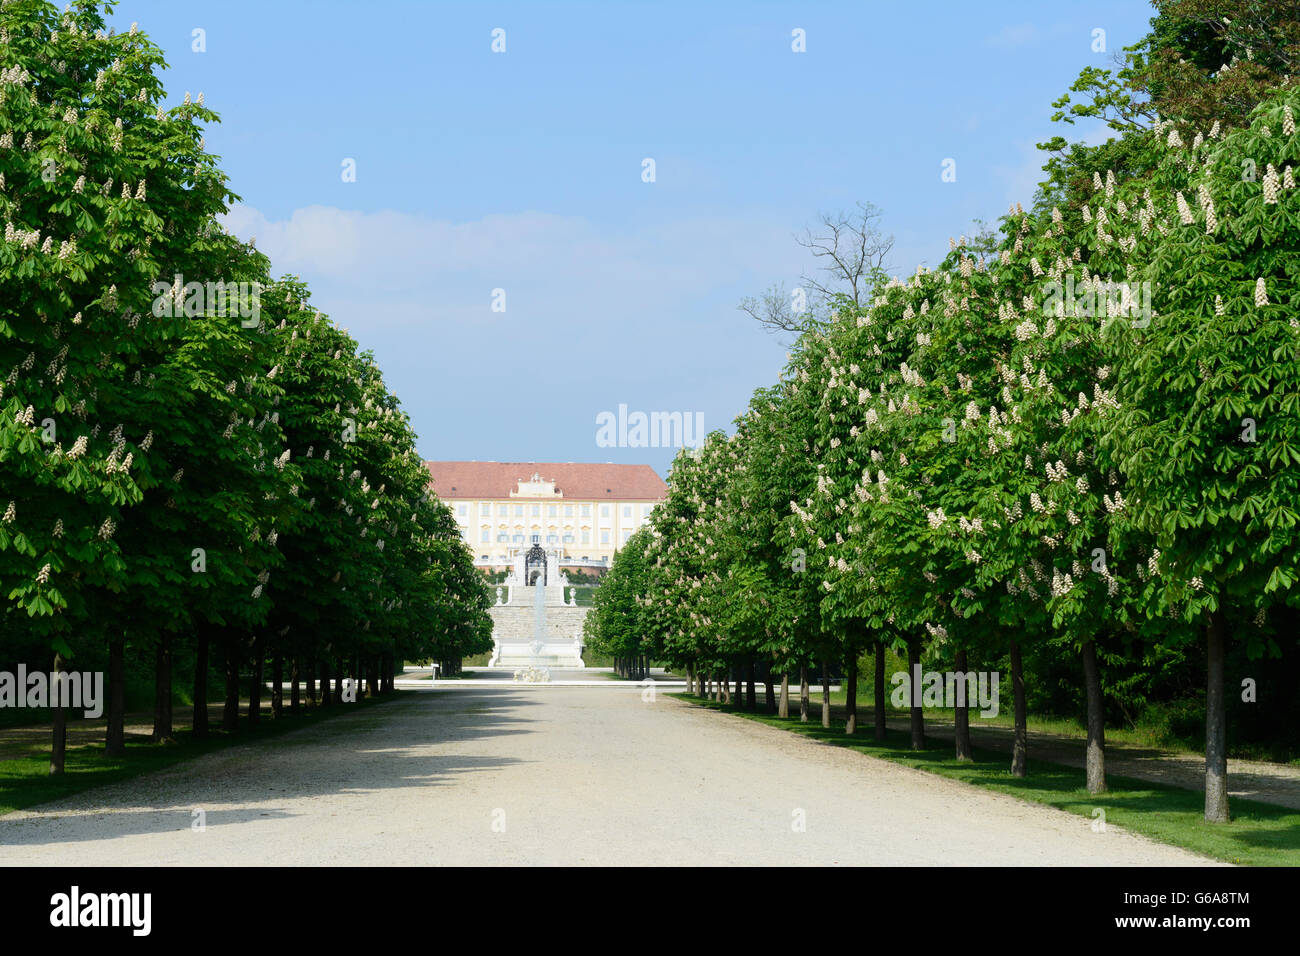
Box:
<box><xmin>675</xmin><ymin>694</ymin><xmax>1300</xmax><ymax>867</ymax></box>
<box><xmin>0</xmin><ymin>693</ymin><xmax>405</xmax><ymax>818</ymax></box>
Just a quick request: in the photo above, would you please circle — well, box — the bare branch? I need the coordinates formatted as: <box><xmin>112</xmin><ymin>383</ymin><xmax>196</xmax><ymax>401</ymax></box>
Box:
<box><xmin>737</xmin><ymin>282</ymin><xmax>816</xmax><ymax>335</ymax></box>
<box><xmin>793</xmin><ymin>201</ymin><xmax>894</xmax><ymax>308</ymax></box>
<box><xmin>738</xmin><ymin>200</ymin><xmax>894</xmax><ymax>338</ymax></box>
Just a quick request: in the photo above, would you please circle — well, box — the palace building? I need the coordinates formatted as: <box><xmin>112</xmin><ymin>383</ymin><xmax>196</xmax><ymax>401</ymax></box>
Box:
<box><xmin>423</xmin><ymin>461</ymin><xmax>667</xmax><ymax>571</ymax></box>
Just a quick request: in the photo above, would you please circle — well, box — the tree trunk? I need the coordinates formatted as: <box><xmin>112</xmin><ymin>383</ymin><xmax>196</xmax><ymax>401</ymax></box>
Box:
<box><xmin>222</xmin><ymin>645</ymin><xmax>239</xmax><ymax>731</ymax></box>
<box><xmin>686</xmin><ymin>662</ymin><xmax>696</xmax><ymax>695</ymax></box>
<box><xmin>106</xmin><ymin>635</ymin><xmax>126</xmax><ymax>757</ymax></box>
<box><xmin>153</xmin><ymin>634</ymin><xmax>173</xmax><ymax>742</ymax></box>
<box><xmin>1081</xmin><ymin>639</ymin><xmax>1106</xmax><ymax>793</ymax></box>
<box><xmin>193</xmin><ymin>625</ymin><xmax>209</xmax><ymax>738</ymax></box>
<box><xmin>1010</xmin><ymin>638</ymin><xmax>1027</xmax><ymax>777</ymax></box>
<box><xmin>779</xmin><ymin>673</ymin><xmax>789</xmax><ymax>718</ymax></box>
<box><xmin>873</xmin><ymin>640</ymin><xmax>887</xmax><ymax>741</ymax></box>
<box><xmin>1205</xmin><ymin>611</ymin><xmax>1229</xmax><ymax>822</ymax></box>
<box><xmin>845</xmin><ymin>651</ymin><xmax>858</xmax><ymax>735</ymax></box>
<box><xmin>908</xmin><ymin>639</ymin><xmax>924</xmax><ymax>750</ymax></box>
<box><xmin>799</xmin><ymin>664</ymin><xmax>809</xmax><ymax>722</ymax></box>
<box><xmin>50</xmin><ymin>651</ymin><xmax>67</xmax><ymax>776</ymax></box>
<box><xmin>271</xmin><ymin>655</ymin><xmax>284</xmax><ymax>718</ymax></box>
<box><xmin>746</xmin><ymin>659</ymin><xmax>756</xmax><ymax>711</ymax></box>
<box><xmin>820</xmin><ymin>659</ymin><xmax>831</xmax><ymax>728</ymax></box>
<box><xmin>248</xmin><ymin>639</ymin><xmax>262</xmax><ymax>725</ymax></box>
<box><xmin>319</xmin><ymin>658</ymin><xmax>332</xmax><ymax>707</ymax></box>
<box><xmin>954</xmin><ymin>647</ymin><xmax>972</xmax><ymax>761</ymax></box>
<box><xmin>291</xmin><ymin>658</ymin><xmax>301</xmax><ymax>714</ymax></box>
<box><xmin>764</xmin><ymin>668</ymin><xmax>776</xmax><ymax>713</ymax></box>
<box><xmin>306</xmin><ymin>656</ymin><xmax>317</xmax><ymax>705</ymax></box>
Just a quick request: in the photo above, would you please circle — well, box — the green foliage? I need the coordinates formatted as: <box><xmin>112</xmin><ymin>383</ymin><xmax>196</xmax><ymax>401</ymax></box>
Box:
<box><xmin>0</xmin><ymin>1</ymin><xmax>490</xmax><ymax>747</ymax></box>
<box><xmin>589</xmin><ymin>2</ymin><xmax>1299</xmax><ymax>771</ymax></box>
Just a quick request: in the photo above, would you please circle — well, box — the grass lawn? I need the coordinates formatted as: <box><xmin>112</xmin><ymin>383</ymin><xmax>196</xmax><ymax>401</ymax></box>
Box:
<box><xmin>677</xmin><ymin>694</ymin><xmax>1300</xmax><ymax>867</ymax></box>
<box><xmin>0</xmin><ymin>693</ymin><xmax>403</xmax><ymax>818</ymax></box>
<box><xmin>725</xmin><ymin>682</ymin><xmax>1300</xmax><ymax>767</ymax></box>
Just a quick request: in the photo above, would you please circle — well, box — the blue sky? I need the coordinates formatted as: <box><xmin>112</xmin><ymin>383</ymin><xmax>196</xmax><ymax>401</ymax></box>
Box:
<box><xmin>108</xmin><ymin>1</ymin><xmax>1155</xmax><ymax>478</ymax></box>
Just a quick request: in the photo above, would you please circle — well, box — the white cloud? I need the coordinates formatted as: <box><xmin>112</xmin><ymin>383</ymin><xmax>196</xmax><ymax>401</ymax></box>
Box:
<box><xmin>990</xmin><ymin>121</ymin><xmax>1117</xmax><ymax>209</ymax></box>
<box><xmin>985</xmin><ymin>23</ymin><xmax>1038</xmax><ymax>50</ymax></box>
<box><xmin>218</xmin><ymin>204</ymin><xmax>800</xmax><ymax>327</ymax></box>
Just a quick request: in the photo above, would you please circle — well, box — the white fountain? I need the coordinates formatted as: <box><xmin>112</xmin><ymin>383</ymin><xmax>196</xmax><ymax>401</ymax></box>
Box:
<box><xmin>513</xmin><ymin>579</ymin><xmax>551</xmax><ymax>682</ymax></box>
<box><xmin>488</xmin><ymin>544</ymin><xmax>586</xmax><ymax>669</ymax></box>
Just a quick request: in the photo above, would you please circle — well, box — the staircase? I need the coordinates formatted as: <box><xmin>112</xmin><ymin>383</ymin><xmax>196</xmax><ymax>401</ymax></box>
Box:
<box><xmin>487</xmin><ymin>584</ymin><xmax>588</xmax><ymax>668</ymax></box>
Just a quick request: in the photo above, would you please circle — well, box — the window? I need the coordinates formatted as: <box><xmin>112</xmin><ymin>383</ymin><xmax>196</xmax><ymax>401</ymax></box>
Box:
<box><xmin>457</xmin><ymin>504</ymin><xmax>468</xmax><ymax>516</ymax></box>
<box><xmin>622</xmin><ymin>505</ymin><xmax>632</xmax><ymax>518</ymax></box>
<box><xmin>601</xmin><ymin>530</ymin><xmax>610</xmax><ymax>544</ymax></box>
<box><xmin>531</xmin><ymin>504</ymin><xmax>540</xmax><ymax>516</ymax></box>
<box><xmin>581</xmin><ymin>504</ymin><xmax>590</xmax><ymax>517</ymax></box>
<box><xmin>564</xmin><ymin>505</ymin><xmax>573</xmax><ymax>516</ymax></box>
<box><xmin>582</xmin><ymin>531</ymin><xmax>591</xmax><ymax>545</ymax></box>
<box><xmin>480</xmin><ymin>530</ymin><xmax>490</xmax><ymax>543</ymax></box>
<box><xmin>547</xmin><ymin>534</ymin><xmax>558</xmax><ymax>544</ymax></box>
<box><xmin>531</xmin><ymin>534</ymin><xmax>540</xmax><ymax>544</ymax></box>
<box><xmin>563</xmin><ymin>533</ymin><xmax>574</xmax><ymax>544</ymax></box>
<box><xmin>601</xmin><ymin>505</ymin><xmax>610</xmax><ymax>518</ymax></box>
<box><xmin>621</xmin><ymin>530</ymin><xmax>631</xmax><ymax>544</ymax></box>
<box><xmin>548</xmin><ymin>505</ymin><xmax>557</xmax><ymax>517</ymax></box>
<box><xmin>513</xmin><ymin>534</ymin><xmax>524</xmax><ymax>544</ymax></box>
<box><xmin>642</xmin><ymin>505</ymin><xmax>652</xmax><ymax>517</ymax></box>
<box><xmin>480</xmin><ymin>502</ymin><xmax>491</xmax><ymax>515</ymax></box>
<box><xmin>515</xmin><ymin>504</ymin><xmax>523</xmax><ymax>516</ymax></box>
<box><xmin>497</xmin><ymin>533</ymin><xmax>508</xmax><ymax>543</ymax></box>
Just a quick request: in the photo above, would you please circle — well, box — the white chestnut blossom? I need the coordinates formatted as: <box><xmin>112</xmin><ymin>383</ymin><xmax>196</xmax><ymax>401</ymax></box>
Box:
<box><xmin>1263</xmin><ymin>165</ymin><xmax>1280</xmax><ymax>204</ymax></box>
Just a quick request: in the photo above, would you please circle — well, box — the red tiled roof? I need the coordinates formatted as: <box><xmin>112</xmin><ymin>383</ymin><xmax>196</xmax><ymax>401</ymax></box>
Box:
<box><xmin>424</xmin><ymin>461</ymin><xmax>666</xmax><ymax>501</ymax></box>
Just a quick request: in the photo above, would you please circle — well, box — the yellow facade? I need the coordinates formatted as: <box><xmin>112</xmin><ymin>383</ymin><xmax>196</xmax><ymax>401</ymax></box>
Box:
<box><xmin>441</xmin><ymin>473</ymin><xmax>660</xmax><ymax>570</ymax></box>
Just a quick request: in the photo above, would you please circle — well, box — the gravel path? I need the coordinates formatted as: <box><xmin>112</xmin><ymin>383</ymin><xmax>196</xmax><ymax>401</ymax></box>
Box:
<box><xmin>0</xmin><ymin>687</ymin><xmax>1219</xmax><ymax>866</ymax></box>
